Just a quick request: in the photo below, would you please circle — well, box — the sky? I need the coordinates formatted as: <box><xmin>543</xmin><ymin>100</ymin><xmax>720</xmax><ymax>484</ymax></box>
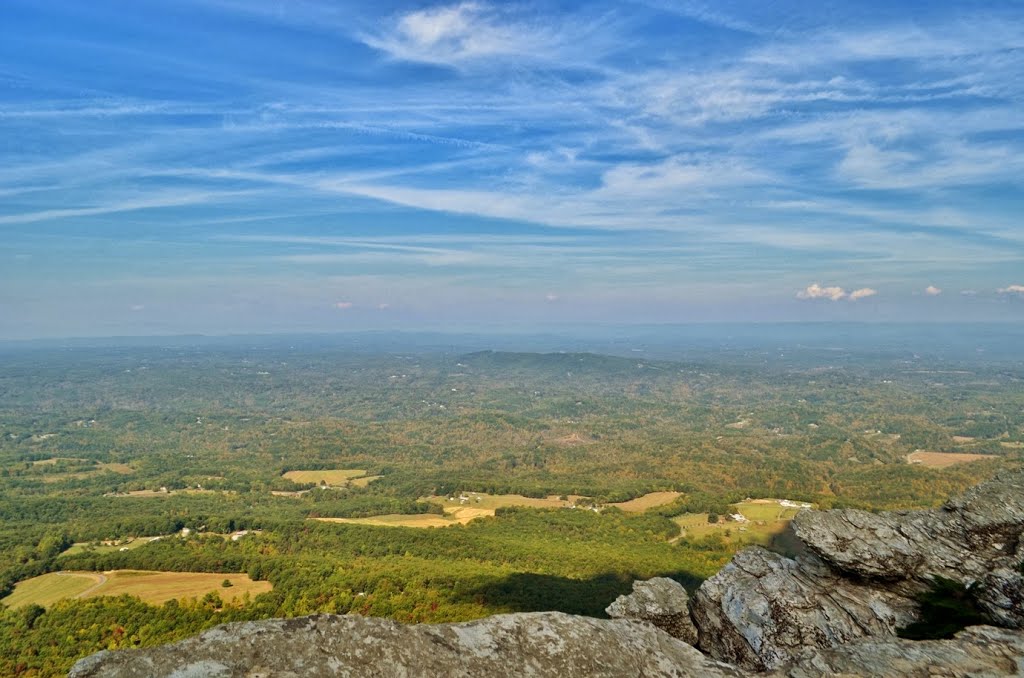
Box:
<box><xmin>1</xmin><ymin>0</ymin><xmax>1023</xmax><ymax>338</ymax></box>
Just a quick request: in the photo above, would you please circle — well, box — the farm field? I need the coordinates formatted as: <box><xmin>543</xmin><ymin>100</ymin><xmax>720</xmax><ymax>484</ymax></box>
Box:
<box><xmin>316</xmin><ymin>492</ymin><xmax>708</xmax><ymax>528</ymax></box>
<box><xmin>1</xmin><ymin>572</ymin><xmax>103</xmax><ymax>609</ymax></box>
<box><xmin>673</xmin><ymin>499</ymin><xmax>810</xmax><ymax>554</ymax></box>
<box><xmin>608</xmin><ymin>491</ymin><xmax>682</xmax><ymax>512</ymax></box>
<box><xmin>3</xmin><ymin>571</ymin><xmax>271</xmax><ymax>608</ymax></box>
<box><xmin>425</xmin><ymin>492</ymin><xmax>580</xmax><ymax>511</ymax></box>
<box><xmin>282</xmin><ymin>469</ymin><xmax>369</xmax><ymax>485</ymax></box>
<box><xmin>314</xmin><ymin>514</ymin><xmax>459</xmax><ymax>528</ymax></box>
<box><xmin>906</xmin><ymin>450</ymin><xmax>994</xmax><ymax>468</ymax></box>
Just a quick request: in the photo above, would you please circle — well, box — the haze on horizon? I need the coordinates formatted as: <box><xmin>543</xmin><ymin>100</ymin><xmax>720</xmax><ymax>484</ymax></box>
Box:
<box><xmin>1</xmin><ymin>0</ymin><xmax>1023</xmax><ymax>339</ymax></box>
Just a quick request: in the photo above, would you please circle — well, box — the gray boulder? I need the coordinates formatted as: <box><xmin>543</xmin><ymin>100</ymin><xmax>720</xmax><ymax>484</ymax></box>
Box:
<box><xmin>778</xmin><ymin>625</ymin><xmax>1024</xmax><ymax>678</ymax></box>
<box><xmin>691</xmin><ymin>547</ymin><xmax>918</xmax><ymax>670</ymax></box>
<box><xmin>68</xmin><ymin>611</ymin><xmax>747</xmax><ymax>678</ymax></box>
<box><xmin>793</xmin><ymin>470</ymin><xmax>1024</xmax><ymax>624</ymax></box>
<box><xmin>606</xmin><ymin>576</ymin><xmax>699</xmax><ymax>645</ymax></box>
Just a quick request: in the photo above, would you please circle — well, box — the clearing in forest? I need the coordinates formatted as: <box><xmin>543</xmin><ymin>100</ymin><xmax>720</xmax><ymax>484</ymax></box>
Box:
<box><xmin>282</xmin><ymin>469</ymin><xmax>370</xmax><ymax>485</ymax></box>
<box><xmin>31</xmin><ymin>459</ymin><xmax>134</xmax><ymax>483</ymax></box>
<box><xmin>1</xmin><ymin>571</ymin><xmax>103</xmax><ymax>608</ymax></box>
<box><xmin>672</xmin><ymin>499</ymin><xmax>810</xmax><ymax>556</ymax></box>
<box><xmin>105</xmin><ymin>488</ymin><xmax>220</xmax><ymax>497</ymax></box>
<box><xmin>608</xmin><ymin>491</ymin><xmax>682</xmax><ymax>512</ymax></box>
<box><xmin>424</xmin><ymin>493</ymin><xmax>581</xmax><ymax>512</ymax></box>
<box><xmin>906</xmin><ymin>450</ymin><xmax>992</xmax><ymax>468</ymax></box>
<box><xmin>59</xmin><ymin>536</ymin><xmax>165</xmax><ymax>558</ymax></box>
<box><xmin>313</xmin><ymin>493</ymin><xmax>586</xmax><ymax>529</ymax></box>
<box><xmin>2</xmin><ymin>571</ymin><xmax>271</xmax><ymax>608</ymax></box>
<box><xmin>314</xmin><ymin>513</ymin><xmax>460</xmax><ymax>528</ymax></box>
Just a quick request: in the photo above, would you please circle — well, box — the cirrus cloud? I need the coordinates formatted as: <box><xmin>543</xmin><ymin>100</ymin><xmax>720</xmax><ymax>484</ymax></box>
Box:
<box><xmin>359</xmin><ymin>2</ymin><xmax>560</xmax><ymax>68</ymax></box>
<box><xmin>998</xmin><ymin>285</ymin><xmax>1024</xmax><ymax>295</ymax></box>
<box><xmin>924</xmin><ymin>285</ymin><xmax>942</xmax><ymax>296</ymax></box>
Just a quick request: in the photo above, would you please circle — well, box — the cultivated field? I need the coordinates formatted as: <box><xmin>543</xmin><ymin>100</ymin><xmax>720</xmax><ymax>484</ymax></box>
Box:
<box><xmin>282</xmin><ymin>469</ymin><xmax>369</xmax><ymax>485</ymax></box>
<box><xmin>315</xmin><ymin>514</ymin><xmax>460</xmax><ymax>528</ymax></box>
<box><xmin>1</xmin><ymin>572</ymin><xmax>103</xmax><ymax>608</ymax></box>
<box><xmin>672</xmin><ymin>499</ymin><xmax>809</xmax><ymax>556</ymax></box>
<box><xmin>3</xmin><ymin>571</ymin><xmax>272</xmax><ymax>608</ymax></box>
<box><xmin>906</xmin><ymin>450</ymin><xmax>993</xmax><ymax>468</ymax></box>
<box><xmin>608</xmin><ymin>491</ymin><xmax>682</xmax><ymax>512</ymax></box>
<box><xmin>312</xmin><ymin>494</ymin><xmax>583</xmax><ymax>529</ymax></box>
<box><xmin>314</xmin><ymin>492</ymin><xmax>693</xmax><ymax>529</ymax></box>
<box><xmin>425</xmin><ymin>492</ymin><xmax>580</xmax><ymax>512</ymax></box>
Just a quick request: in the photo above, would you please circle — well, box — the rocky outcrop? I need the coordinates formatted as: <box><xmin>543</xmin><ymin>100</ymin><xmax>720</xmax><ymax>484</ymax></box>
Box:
<box><xmin>793</xmin><ymin>471</ymin><xmax>1024</xmax><ymax>602</ymax></box>
<box><xmin>68</xmin><ymin>612</ymin><xmax>747</xmax><ymax>678</ymax></box>
<box><xmin>778</xmin><ymin>625</ymin><xmax>1024</xmax><ymax>678</ymax></box>
<box><xmin>67</xmin><ymin>614</ymin><xmax>1024</xmax><ymax>678</ymax></box>
<box><xmin>606</xmin><ymin>576</ymin><xmax>699</xmax><ymax>645</ymax></box>
<box><xmin>70</xmin><ymin>472</ymin><xmax>1024</xmax><ymax>678</ymax></box>
<box><xmin>691</xmin><ymin>547</ymin><xmax>919</xmax><ymax>670</ymax></box>
<box><xmin>691</xmin><ymin>471</ymin><xmax>1024</xmax><ymax>669</ymax></box>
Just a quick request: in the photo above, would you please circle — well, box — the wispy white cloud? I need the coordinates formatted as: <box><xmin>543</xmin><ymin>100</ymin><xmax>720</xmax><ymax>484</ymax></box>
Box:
<box><xmin>998</xmin><ymin>284</ymin><xmax>1024</xmax><ymax>295</ymax></box>
<box><xmin>360</xmin><ymin>2</ymin><xmax>562</xmax><ymax>67</ymax></box>
<box><xmin>848</xmin><ymin>288</ymin><xmax>877</xmax><ymax>301</ymax></box>
<box><xmin>925</xmin><ymin>285</ymin><xmax>942</xmax><ymax>296</ymax></box>
<box><xmin>797</xmin><ymin>283</ymin><xmax>847</xmax><ymax>301</ymax></box>
<box><xmin>0</xmin><ymin>191</ymin><xmax>238</xmax><ymax>225</ymax></box>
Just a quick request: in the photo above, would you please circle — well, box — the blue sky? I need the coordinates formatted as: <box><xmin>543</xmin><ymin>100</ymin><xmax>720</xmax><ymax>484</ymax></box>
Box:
<box><xmin>1</xmin><ymin>0</ymin><xmax>1023</xmax><ymax>337</ymax></box>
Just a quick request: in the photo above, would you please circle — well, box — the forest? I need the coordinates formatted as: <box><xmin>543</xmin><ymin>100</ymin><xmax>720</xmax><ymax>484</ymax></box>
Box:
<box><xmin>0</xmin><ymin>329</ymin><xmax>1021</xmax><ymax>676</ymax></box>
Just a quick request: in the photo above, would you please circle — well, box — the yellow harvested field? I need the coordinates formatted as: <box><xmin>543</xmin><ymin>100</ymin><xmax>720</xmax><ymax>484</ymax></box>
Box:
<box><xmin>1001</xmin><ymin>441</ymin><xmax>1024</xmax><ymax>449</ymax></box>
<box><xmin>313</xmin><ymin>492</ymin><xmax>595</xmax><ymax>529</ymax></box>
<box><xmin>609</xmin><ymin>491</ymin><xmax>682</xmax><ymax>512</ymax></box>
<box><xmin>951</xmin><ymin>436</ymin><xmax>976</xmax><ymax>443</ymax></box>
<box><xmin>906</xmin><ymin>450</ymin><xmax>992</xmax><ymax>468</ymax></box>
<box><xmin>425</xmin><ymin>492</ymin><xmax>581</xmax><ymax>511</ymax></box>
<box><xmin>2</xmin><ymin>572</ymin><xmax>102</xmax><ymax>608</ymax></box>
<box><xmin>2</xmin><ymin>570</ymin><xmax>271</xmax><ymax>608</ymax></box>
<box><xmin>315</xmin><ymin>514</ymin><xmax>459</xmax><ymax>528</ymax></box>
<box><xmin>90</xmin><ymin>571</ymin><xmax>270</xmax><ymax>605</ymax></box>
<box><xmin>443</xmin><ymin>506</ymin><xmax>493</xmax><ymax>522</ymax></box>
<box><xmin>282</xmin><ymin>469</ymin><xmax>368</xmax><ymax>485</ymax></box>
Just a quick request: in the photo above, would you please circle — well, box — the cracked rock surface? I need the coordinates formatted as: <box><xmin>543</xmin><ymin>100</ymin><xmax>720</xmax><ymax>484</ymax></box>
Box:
<box><xmin>606</xmin><ymin>576</ymin><xmax>699</xmax><ymax>645</ymax></box>
<box><xmin>691</xmin><ymin>547</ymin><xmax>919</xmax><ymax>670</ymax></box>
<box><xmin>68</xmin><ymin>612</ymin><xmax>746</xmax><ymax>678</ymax></box>
<box><xmin>691</xmin><ymin>471</ymin><xmax>1024</xmax><ymax>670</ymax></box>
